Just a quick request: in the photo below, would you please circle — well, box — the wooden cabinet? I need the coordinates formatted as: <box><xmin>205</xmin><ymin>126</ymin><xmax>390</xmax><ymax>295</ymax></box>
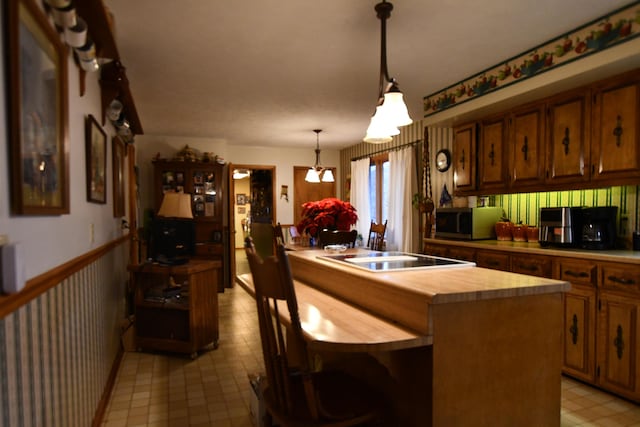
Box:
<box><xmin>130</xmin><ymin>260</ymin><xmax>220</xmax><ymax>358</ymax></box>
<box><xmin>591</xmin><ymin>72</ymin><xmax>640</xmax><ymax>184</ymax></box>
<box><xmin>546</xmin><ymin>90</ymin><xmax>590</xmax><ymax>185</ymax></box>
<box><xmin>153</xmin><ymin>160</ymin><xmax>228</xmax><ymax>290</ymax></box>
<box><xmin>509</xmin><ymin>104</ymin><xmax>546</xmax><ymax>189</ymax></box>
<box><xmin>556</xmin><ymin>258</ymin><xmax>597</xmax><ymax>383</ymax></box>
<box><xmin>452</xmin><ymin>123</ymin><xmax>477</xmax><ymax>194</ymax></box>
<box><xmin>478</xmin><ymin>115</ymin><xmax>507</xmax><ymax>192</ymax></box>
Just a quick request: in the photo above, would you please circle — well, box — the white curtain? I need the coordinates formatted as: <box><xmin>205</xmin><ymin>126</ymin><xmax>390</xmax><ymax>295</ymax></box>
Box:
<box><xmin>388</xmin><ymin>147</ymin><xmax>417</xmax><ymax>252</ymax></box>
<box><xmin>350</xmin><ymin>158</ymin><xmax>371</xmax><ymax>243</ymax></box>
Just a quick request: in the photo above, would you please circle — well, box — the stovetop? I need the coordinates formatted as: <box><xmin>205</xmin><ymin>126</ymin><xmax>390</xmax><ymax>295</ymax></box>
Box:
<box><xmin>318</xmin><ymin>251</ymin><xmax>475</xmax><ymax>272</ymax></box>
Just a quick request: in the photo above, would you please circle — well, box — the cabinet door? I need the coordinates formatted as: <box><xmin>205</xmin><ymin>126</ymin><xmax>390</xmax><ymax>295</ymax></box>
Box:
<box><xmin>422</xmin><ymin>243</ymin><xmax>449</xmax><ymax>258</ymax></box>
<box><xmin>591</xmin><ymin>73</ymin><xmax>640</xmax><ymax>183</ymax></box>
<box><xmin>453</xmin><ymin>123</ymin><xmax>476</xmax><ymax>193</ymax></box>
<box><xmin>597</xmin><ymin>292</ymin><xmax>639</xmax><ymax>399</ymax></box>
<box><xmin>478</xmin><ymin>116</ymin><xmax>507</xmax><ymax>192</ymax></box>
<box><xmin>563</xmin><ymin>285</ymin><xmax>597</xmax><ymax>382</ymax></box>
<box><xmin>509</xmin><ymin>105</ymin><xmax>545</xmax><ymax>189</ymax></box>
<box><xmin>547</xmin><ymin>91</ymin><xmax>590</xmax><ymax>185</ymax></box>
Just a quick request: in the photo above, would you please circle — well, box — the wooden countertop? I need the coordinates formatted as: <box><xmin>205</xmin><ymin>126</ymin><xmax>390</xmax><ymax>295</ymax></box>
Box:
<box><xmin>236</xmin><ymin>273</ymin><xmax>432</xmax><ymax>352</ymax></box>
<box><xmin>424</xmin><ymin>238</ymin><xmax>640</xmax><ymax>264</ymax></box>
<box><xmin>287</xmin><ymin>249</ymin><xmax>569</xmax><ymax>334</ymax></box>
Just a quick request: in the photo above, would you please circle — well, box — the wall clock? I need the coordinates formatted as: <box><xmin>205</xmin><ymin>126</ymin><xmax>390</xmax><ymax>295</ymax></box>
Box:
<box><xmin>435</xmin><ymin>149</ymin><xmax>451</xmax><ymax>172</ymax></box>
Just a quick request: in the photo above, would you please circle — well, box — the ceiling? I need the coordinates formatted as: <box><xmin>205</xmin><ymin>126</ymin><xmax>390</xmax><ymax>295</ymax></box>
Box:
<box><xmin>104</xmin><ymin>0</ymin><xmax>633</xmax><ymax>149</ymax></box>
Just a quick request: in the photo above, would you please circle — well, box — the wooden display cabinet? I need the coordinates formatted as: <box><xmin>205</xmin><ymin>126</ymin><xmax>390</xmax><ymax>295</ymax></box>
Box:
<box><xmin>130</xmin><ymin>259</ymin><xmax>220</xmax><ymax>358</ymax></box>
<box><xmin>153</xmin><ymin>160</ymin><xmax>228</xmax><ymax>290</ymax></box>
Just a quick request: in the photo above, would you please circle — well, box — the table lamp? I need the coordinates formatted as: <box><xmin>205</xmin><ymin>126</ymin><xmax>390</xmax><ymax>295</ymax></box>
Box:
<box><xmin>153</xmin><ymin>193</ymin><xmax>194</xmax><ymax>264</ymax></box>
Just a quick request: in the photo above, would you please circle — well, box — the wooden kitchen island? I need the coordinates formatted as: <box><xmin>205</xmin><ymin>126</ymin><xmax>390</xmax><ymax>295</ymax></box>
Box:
<box><xmin>240</xmin><ymin>248</ymin><xmax>570</xmax><ymax>426</ymax></box>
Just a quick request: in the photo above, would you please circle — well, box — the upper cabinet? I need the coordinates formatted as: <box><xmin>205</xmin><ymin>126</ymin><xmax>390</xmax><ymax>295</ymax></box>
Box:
<box><xmin>546</xmin><ymin>89</ymin><xmax>590</xmax><ymax>185</ymax></box>
<box><xmin>452</xmin><ymin>123</ymin><xmax>476</xmax><ymax>194</ymax></box>
<box><xmin>478</xmin><ymin>115</ymin><xmax>507</xmax><ymax>192</ymax></box>
<box><xmin>509</xmin><ymin>103</ymin><xmax>546</xmax><ymax>189</ymax></box>
<box><xmin>452</xmin><ymin>68</ymin><xmax>640</xmax><ymax>196</ymax></box>
<box><xmin>591</xmin><ymin>72</ymin><xmax>640</xmax><ymax>184</ymax></box>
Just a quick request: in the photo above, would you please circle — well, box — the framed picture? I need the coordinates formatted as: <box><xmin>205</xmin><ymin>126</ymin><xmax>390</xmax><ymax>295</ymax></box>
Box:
<box><xmin>86</xmin><ymin>115</ymin><xmax>107</xmax><ymax>204</ymax></box>
<box><xmin>112</xmin><ymin>136</ymin><xmax>125</xmax><ymax>217</ymax></box>
<box><xmin>236</xmin><ymin>193</ymin><xmax>247</xmax><ymax>206</ymax></box>
<box><xmin>238</xmin><ymin>206</ymin><xmax>246</xmax><ymax>214</ymax></box>
<box><xmin>7</xmin><ymin>0</ymin><xmax>69</xmax><ymax>215</ymax></box>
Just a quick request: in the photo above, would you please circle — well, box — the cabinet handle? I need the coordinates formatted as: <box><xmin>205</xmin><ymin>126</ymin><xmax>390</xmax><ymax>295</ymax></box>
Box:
<box><xmin>522</xmin><ymin>136</ymin><xmax>528</xmax><ymax>161</ymax></box>
<box><xmin>562</xmin><ymin>127</ymin><xmax>570</xmax><ymax>155</ymax></box>
<box><xmin>488</xmin><ymin>143</ymin><xmax>495</xmax><ymax>166</ymax></box>
<box><xmin>607</xmin><ymin>275</ymin><xmax>636</xmax><ymax>285</ymax></box>
<box><xmin>516</xmin><ymin>263</ymin><xmax>538</xmax><ymax>272</ymax></box>
<box><xmin>569</xmin><ymin>314</ymin><xmax>579</xmax><ymax>345</ymax></box>
<box><xmin>614</xmin><ymin>325</ymin><xmax>624</xmax><ymax>360</ymax></box>
<box><xmin>613</xmin><ymin>115</ymin><xmax>623</xmax><ymax>147</ymax></box>
<box><xmin>460</xmin><ymin>149</ymin><xmax>466</xmax><ymax>170</ymax></box>
<box><xmin>564</xmin><ymin>270</ymin><xmax>589</xmax><ymax>278</ymax></box>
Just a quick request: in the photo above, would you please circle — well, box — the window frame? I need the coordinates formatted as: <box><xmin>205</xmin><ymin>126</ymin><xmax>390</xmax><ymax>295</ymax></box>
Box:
<box><xmin>369</xmin><ymin>153</ymin><xmax>389</xmax><ymax>222</ymax></box>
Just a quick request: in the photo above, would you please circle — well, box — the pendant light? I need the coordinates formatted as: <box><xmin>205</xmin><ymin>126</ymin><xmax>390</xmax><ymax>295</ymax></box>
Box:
<box><xmin>305</xmin><ymin>129</ymin><xmax>334</xmax><ymax>183</ymax></box>
<box><xmin>363</xmin><ymin>1</ymin><xmax>412</xmax><ymax>144</ymax></box>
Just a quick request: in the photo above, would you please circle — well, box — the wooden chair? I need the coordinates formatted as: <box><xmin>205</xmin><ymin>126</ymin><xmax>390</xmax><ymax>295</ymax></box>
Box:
<box><xmin>367</xmin><ymin>220</ymin><xmax>387</xmax><ymax>251</ymax></box>
<box><xmin>273</xmin><ymin>223</ymin><xmax>285</xmax><ymax>246</ymax></box>
<box><xmin>317</xmin><ymin>229</ymin><xmax>358</xmax><ymax>248</ymax></box>
<box><xmin>244</xmin><ymin>239</ymin><xmax>386</xmax><ymax>426</ymax></box>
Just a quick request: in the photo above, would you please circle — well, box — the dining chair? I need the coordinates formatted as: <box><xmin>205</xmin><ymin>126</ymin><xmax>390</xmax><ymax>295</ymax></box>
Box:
<box><xmin>317</xmin><ymin>229</ymin><xmax>358</xmax><ymax>248</ymax></box>
<box><xmin>273</xmin><ymin>223</ymin><xmax>285</xmax><ymax>246</ymax></box>
<box><xmin>367</xmin><ymin>220</ymin><xmax>387</xmax><ymax>251</ymax></box>
<box><xmin>244</xmin><ymin>238</ymin><xmax>386</xmax><ymax>426</ymax></box>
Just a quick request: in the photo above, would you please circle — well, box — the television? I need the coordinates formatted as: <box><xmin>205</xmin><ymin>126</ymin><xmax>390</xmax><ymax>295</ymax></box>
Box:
<box><xmin>150</xmin><ymin>217</ymin><xmax>195</xmax><ymax>265</ymax></box>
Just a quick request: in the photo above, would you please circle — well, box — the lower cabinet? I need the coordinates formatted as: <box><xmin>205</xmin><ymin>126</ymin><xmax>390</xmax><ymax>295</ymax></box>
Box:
<box><xmin>423</xmin><ymin>239</ymin><xmax>640</xmax><ymax>402</ymax></box>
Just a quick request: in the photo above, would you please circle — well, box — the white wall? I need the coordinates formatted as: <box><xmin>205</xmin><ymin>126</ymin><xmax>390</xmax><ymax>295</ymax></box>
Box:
<box><xmin>134</xmin><ymin>135</ymin><xmax>341</xmax><ymax>226</ymax></box>
<box><xmin>0</xmin><ymin>9</ymin><xmax>127</xmax><ymax>281</ymax></box>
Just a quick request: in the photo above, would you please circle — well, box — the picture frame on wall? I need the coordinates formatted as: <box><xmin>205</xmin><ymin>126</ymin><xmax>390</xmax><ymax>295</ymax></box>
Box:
<box><xmin>7</xmin><ymin>0</ymin><xmax>69</xmax><ymax>215</ymax></box>
<box><xmin>112</xmin><ymin>136</ymin><xmax>125</xmax><ymax>217</ymax></box>
<box><xmin>236</xmin><ymin>194</ymin><xmax>246</xmax><ymax>206</ymax></box>
<box><xmin>86</xmin><ymin>115</ymin><xmax>107</xmax><ymax>204</ymax></box>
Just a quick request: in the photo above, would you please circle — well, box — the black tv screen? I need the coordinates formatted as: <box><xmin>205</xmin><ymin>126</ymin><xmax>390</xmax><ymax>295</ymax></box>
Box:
<box><xmin>150</xmin><ymin>218</ymin><xmax>195</xmax><ymax>264</ymax></box>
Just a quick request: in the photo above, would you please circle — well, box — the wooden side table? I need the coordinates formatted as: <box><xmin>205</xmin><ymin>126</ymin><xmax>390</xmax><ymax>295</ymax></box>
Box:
<box><xmin>129</xmin><ymin>259</ymin><xmax>220</xmax><ymax>358</ymax></box>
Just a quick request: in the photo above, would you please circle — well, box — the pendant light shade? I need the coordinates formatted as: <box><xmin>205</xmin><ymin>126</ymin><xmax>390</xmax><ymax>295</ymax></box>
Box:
<box><xmin>363</xmin><ymin>1</ymin><xmax>412</xmax><ymax>143</ymax></box>
<box><xmin>305</xmin><ymin>129</ymin><xmax>335</xmax><ymax>183</ymax></box>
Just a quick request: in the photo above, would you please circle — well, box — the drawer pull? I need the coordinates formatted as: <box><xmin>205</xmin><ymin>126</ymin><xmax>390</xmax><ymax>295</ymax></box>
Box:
<box><xmin>607</xmin><ymin>275</ymin><xmax>636</xmax><ymax>286</ymax></box>
<box><xmin>516</xmin><ymin>263</ymin><xmax>538</xmax><ymax>272</ymax></box>
<box><xmin>569</xmin><ymin>314</ymin><xmax>579</xmax><ymax>345</ymax></box>
<box><xmin>614</xmin><ymin>325</ymin><xmax>624</xmax><ymax>359</ymax></box>
<box><xmin>564</xmin><ymin>270</ymin><xmax>588</xmax><ymax>278</ymax></box>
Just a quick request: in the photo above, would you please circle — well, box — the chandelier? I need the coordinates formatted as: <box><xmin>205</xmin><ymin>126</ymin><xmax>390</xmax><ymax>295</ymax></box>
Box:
<box><xmin>305</xmin><ymin>129</ymin><xmax>335</xmax><ymax>183</ymax></box>
<box><xmin>363</xmin><ymin>0</ymin><xmax>412</xmax><ymax>144</ymax></box>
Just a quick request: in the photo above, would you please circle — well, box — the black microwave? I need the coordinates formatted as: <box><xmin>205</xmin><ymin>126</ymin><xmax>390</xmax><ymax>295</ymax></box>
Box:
<box><xmin>435</xmin><ymin>207</ymin><xmax>503</xmax><ymax>240</ymax></box>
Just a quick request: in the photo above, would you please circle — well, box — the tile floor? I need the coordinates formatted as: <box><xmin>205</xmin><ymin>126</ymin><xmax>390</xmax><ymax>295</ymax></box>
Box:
<box><xmin>102</xmin><ymin>258</ymin><xmax>640</xmax><ymax>426</ymax></box>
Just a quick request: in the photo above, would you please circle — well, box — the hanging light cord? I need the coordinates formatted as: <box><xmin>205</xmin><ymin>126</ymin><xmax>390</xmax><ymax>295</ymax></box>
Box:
<box><xmin>375</xmin><ymin>1</ymin><xmax>394</xmax><ymax>103</ymax></box>
<box><xmin>313</xmin><ymin>129</ymin><xmax>322</xmax><ymax>169</ymax></box>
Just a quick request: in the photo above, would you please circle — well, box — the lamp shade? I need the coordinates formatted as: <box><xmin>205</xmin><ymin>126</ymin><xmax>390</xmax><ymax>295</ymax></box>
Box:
<box><xmin>321</xmin><ymin>169</ymin><xmax>335</xmax><ymax>183</ymax></box>
<box><xmin>158</xmin><ymin>193</ymin><xmax>193</xmax><ymax>219</ymax></box>
<box><xmin>305</xmin><ymin>168</ymin><xmax>321</xmax><ymax>183</ymax></box>
<box><xmin>363</xmin><ymin>105</ymin><xmax>400</xmax><ymax>143</ymax></box>
<box><xmin>382</xmin><ymin>90</ymin><xmax>413</xmax><ymax>127</ymax></box>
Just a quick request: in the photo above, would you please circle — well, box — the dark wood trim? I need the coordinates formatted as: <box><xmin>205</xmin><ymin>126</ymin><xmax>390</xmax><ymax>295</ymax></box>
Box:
<box><xmin>0</xmin><ymin>235</ymin><xmax>129</xmax><ymax>319</ymax></box>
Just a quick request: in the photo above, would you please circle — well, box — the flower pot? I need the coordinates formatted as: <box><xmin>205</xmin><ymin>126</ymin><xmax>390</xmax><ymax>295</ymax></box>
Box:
<box><xmin>512</xmin><ymin>224</ymin><xmax>528</xmax><ymax>242</ymax></box>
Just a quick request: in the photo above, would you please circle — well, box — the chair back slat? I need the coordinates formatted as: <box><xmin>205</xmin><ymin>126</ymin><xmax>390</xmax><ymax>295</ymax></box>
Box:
<box><xmin>367</xmin><ymin>220</ymin><xmax>387</xmax><ymax>251</ymax></box>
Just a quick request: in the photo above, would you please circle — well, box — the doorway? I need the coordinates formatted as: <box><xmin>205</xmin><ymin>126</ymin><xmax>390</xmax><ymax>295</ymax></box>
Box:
<box><xmin>229</xmin><ymin>164</ymin><xmax>276</xmax><ymax>281</ymax></box>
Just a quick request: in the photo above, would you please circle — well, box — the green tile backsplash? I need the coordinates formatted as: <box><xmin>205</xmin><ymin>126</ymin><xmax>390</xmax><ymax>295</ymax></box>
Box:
<box><xmin>493</xmin><ymin>185</ymin><xmax>639</xmax><ymax>246</ymax></box>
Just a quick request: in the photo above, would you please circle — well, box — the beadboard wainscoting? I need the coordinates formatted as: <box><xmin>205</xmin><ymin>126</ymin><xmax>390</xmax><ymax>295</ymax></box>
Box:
<box><xmin>0</xmin><ymin>242</ymin><xmax>129</xmax><ymax>427</ymax></box>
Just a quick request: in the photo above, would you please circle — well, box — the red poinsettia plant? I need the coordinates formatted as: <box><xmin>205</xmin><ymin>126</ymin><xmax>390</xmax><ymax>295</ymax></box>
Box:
<box><xmin>296</xmin><ymin>198</ymin><xmax>358</xmax><ymax>237</ymax></box>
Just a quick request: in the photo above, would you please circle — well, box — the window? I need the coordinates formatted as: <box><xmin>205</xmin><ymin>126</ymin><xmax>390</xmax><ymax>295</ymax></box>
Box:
<box><xmin>369</xmin><ymin>154</ymin><xmax>389</xmax><ymax>222</ymax></box>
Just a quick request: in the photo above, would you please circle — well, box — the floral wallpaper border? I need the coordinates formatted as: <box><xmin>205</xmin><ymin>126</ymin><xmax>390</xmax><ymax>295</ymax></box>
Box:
<box><xmin>423</xmin><ymin>2</ymin><xmax>640</xmax><ymax>117</ymax></box>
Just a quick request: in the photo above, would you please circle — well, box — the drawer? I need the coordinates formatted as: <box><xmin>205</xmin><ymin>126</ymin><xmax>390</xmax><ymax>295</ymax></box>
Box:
<box><xmin>510</xmin><ymin>254</ymin><xmax>552</xmax><ymax>278</ymax></box>
<box><xmin>556</xmin><ymin>259</ymin><xmax>597</xmax><ymax>287</ymax></box>
<box><xmin>446</xmin><ymin>247</ymin><xmax>476</xmax><ymax>262</ymax></box>
<box><xmin>601</xmin><ymin>263</ymin><xmax>640</xmax><ymax>294</ymax></box>
<box><xmin>476</xmin><ymin>251</ymin><xmax>510</xmax><ymax>271</ymax></box>
<box><xmin>195</xmin><ymin>242</ymin><xmax>223</xmax><ymax>256</ymax></box>
<box><xmin>423</xmin><ymin>244</ymin><xmax>449</xmax><ymax>258</ymax></box>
